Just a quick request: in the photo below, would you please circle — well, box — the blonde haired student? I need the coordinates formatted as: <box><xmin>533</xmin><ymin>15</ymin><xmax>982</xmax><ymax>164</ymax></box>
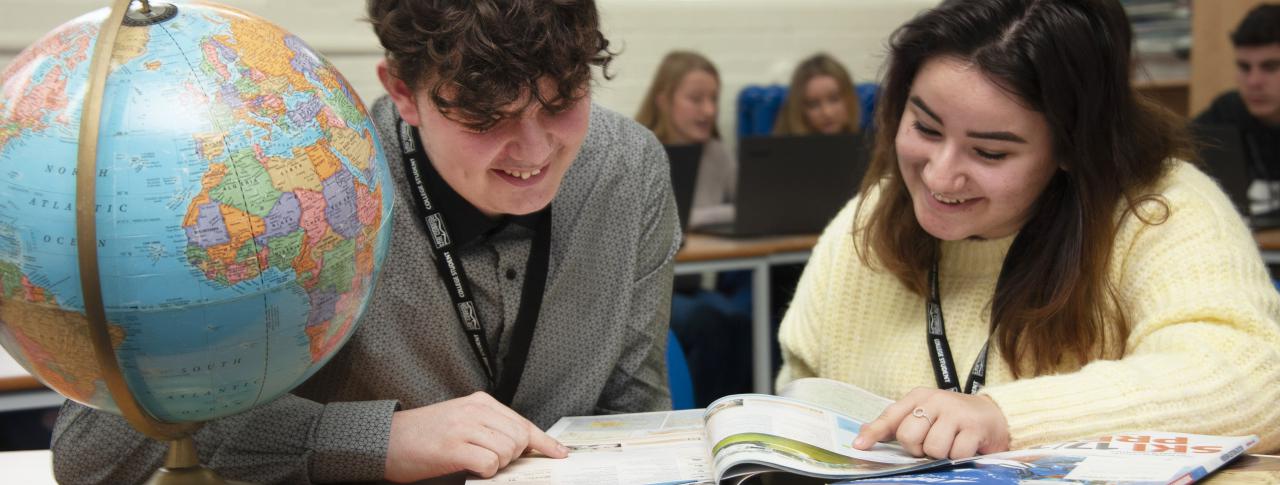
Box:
<box><xmin>637</xmin><ymin>50</ymin><xmax>735</xmax><ymax>228</ymax></box>
<box><xmin>777</xmin><ymin>0</ymin><xmax>1280</xmax><ymax>459</ymax></box>
<box><xmin>774</xmin><ymin>53</ymin><xmax>862</xmax><ymax>136</ymax></box>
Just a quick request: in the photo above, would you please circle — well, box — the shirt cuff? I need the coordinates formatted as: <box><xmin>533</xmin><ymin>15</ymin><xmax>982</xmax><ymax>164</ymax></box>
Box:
<box><xmin>309</xmin><ymin>399</ymin><xmax>399</xmax><ymax>483</ymax></box>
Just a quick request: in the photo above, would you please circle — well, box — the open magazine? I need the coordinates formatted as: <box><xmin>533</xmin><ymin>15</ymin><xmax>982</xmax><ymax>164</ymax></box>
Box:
<box><xmin>465</xmin><ymin>378</ymin><xmax>1257</xmax><ymax>485</ymax></box>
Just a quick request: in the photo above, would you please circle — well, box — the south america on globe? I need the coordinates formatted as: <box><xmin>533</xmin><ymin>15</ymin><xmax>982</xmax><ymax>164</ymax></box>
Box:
<box><xmin>0</xmin><ymin>2</ymin><xmax>394</xmax><ymax>424</ymax></box>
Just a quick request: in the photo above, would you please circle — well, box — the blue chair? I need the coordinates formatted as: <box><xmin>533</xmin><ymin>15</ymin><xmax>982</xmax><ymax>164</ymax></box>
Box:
<box><xmin>667</xmin><ymin>330</ymin><xmax>696</xmax><ymax>410</ymax></box>
<box><xmin>856</xmin><ymin>83</ymin><xmax>880</xmax><ymax>130</ymax></box>
<box><xmin>736</xmin><ymin>85</ymin><xmax>765</xmax><ymax>138</ymax></box>
<box><xmin>736</xmin><ymin>84</ymin><xmax>788</xmax><ymax>137</ymax></box>
<box><xmin>751</xmin><ymin>85</ymin><xmax>787</xmax><ymax>136</ymax></box>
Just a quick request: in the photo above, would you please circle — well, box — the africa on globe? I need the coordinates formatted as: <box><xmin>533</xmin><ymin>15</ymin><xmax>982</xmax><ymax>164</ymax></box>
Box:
<box><xmin>0</xmin><ymin>0</ymin><xmax>394</xmax><ymax>425</ymax></box>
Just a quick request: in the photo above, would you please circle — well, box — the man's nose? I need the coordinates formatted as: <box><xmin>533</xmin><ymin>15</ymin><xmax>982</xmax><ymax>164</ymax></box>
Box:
<box><xmin>508</xmin><ymin>116</ymin><xmax>553</xmax><ymax>164</ymax></box>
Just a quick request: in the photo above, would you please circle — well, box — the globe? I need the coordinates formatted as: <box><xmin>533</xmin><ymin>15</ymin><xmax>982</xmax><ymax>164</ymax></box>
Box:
<box><xmin>0</xmin><ymin>1</ymin><xmax>393</xmax><ymax>426</ymax></box>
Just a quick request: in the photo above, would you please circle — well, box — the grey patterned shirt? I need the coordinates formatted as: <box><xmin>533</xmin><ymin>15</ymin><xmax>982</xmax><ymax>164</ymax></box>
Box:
<box><xmin>50</xmin><ymin>96</ymin><xmax>680</xmax><ymax>485</ymax></box>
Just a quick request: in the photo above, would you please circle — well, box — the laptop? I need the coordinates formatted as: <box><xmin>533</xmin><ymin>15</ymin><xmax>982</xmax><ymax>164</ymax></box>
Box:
<box><xmin>1191</xmin><ymin>123</ymin><xmax>1280</xmax><ymax>228</ymax></box>
<box><xmin>663</xmin><ymin>143</ymin><xmax>702</xmax><ymax>234</ymax></box>
<box><xmin>702</xmin><ymin>133</ymin><xmax>869</xmax><ymax>237</ymax></box>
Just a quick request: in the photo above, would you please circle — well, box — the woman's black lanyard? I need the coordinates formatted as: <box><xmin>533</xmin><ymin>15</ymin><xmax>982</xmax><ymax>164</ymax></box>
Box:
<box><xmin>926</xmin><ymin>261</ymin><xmax>990</xmax><ymax>394</ymax></box>
<box><xmin>395</xmin><ymin>117</ymin><xmax>552</xmax><ymax>405</ymax></box>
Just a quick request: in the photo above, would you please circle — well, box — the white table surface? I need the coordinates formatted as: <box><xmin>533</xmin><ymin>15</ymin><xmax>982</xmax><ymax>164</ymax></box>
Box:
<box><xmin>0</xmin><ymin>449</ymin><xmax>56</xmax><ymax>485</ymax></box>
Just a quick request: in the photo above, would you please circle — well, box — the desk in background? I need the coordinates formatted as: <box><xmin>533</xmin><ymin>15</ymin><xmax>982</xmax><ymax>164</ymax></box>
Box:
<box><xmin>1255</xmin><ymin>228</ymin><xmax>1280</xmax><ymax>264</ymax></box>
<box><xmin>674</xmin><ymin>232</ymin><xmax>819</xmax><ymax>394</ymax></box>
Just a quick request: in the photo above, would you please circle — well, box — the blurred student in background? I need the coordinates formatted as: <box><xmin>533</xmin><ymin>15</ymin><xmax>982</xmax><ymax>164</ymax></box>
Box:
<box><xmin>778</xmin><ymin>0</ymin><xmax>1280</xmax><ymax>459</ymax></box>
<box><xmin>637</xmin><ymin>51</ymin><xmax>736</xmax><ymax>228</ymax></box>
<box><xmin>1194</xmin><ymin>4</ymin><xmax>1280</xmax><ymax>215</ymax></box>
<box><xmin>774</xmin><ymin>53</ymin><xmax>862</xmax><ymax>136</ymax></box>
<box><xmin>637</xmin><ymin>51</ymin><xmax>751</xmax><ymax>406</ymax></box>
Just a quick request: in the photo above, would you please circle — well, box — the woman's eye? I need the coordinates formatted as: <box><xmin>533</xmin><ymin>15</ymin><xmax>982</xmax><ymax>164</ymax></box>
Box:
<box><xmin>912</xmin><ymin>121</ymin><xmax>941</xmax><ymax>137</ymax></box>
<box><xmin>975</xmin><ymin>148</ymin><xmax>1008</xmax><ymax>161</ymax></box>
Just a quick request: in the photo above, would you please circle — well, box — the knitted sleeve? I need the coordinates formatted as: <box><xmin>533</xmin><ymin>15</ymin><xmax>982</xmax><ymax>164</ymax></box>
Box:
<box><xmin>776</xmin><ymin>195</ymin><xmax>865</xmax><ymax>389</ymax></box>
<box><xmin>981</xmin><ymin>163</ymin><xmax>1280</xmax><ymax>453</ymax></box>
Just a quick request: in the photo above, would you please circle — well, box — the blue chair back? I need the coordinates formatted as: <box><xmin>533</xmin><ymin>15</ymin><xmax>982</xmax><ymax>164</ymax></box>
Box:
<box><xmin>736</xmin><ymin>84</ymin><xmax>787</xmax><ymax>137</ymax></box>
<box><xmin>856</xmin><ymin>83</ymin><xmax>880</xmax><ymax>130</ymax></box>
<box><xmin>736</xmin><ymin>85</ymin><xmax>765</xmax><ymax>138</ymax></box>
<box><xmin>666</xmin><ymin>330</ymin><xmax>696</xmax><ymax>410</ymax></box>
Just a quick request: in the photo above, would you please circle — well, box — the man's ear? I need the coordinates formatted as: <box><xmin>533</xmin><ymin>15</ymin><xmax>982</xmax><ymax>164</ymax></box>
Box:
<box><xmin>377</xmin><ymin>59</ymin><xmax>422</xmax><ymax>127</ymax></box>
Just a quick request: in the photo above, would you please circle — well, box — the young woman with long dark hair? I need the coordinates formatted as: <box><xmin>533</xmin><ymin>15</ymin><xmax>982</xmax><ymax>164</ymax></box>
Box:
<box><xmin>778</xmin><ymin>0</ymin><xmax>1280</xmax><ymax>459</ymax></box>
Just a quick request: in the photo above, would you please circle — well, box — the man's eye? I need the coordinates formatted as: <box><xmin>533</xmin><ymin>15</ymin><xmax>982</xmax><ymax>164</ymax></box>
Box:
<box><xmin>544</xmin><ymin>105</ymin><xmax>569</xmax><ymax>118</ymax></box>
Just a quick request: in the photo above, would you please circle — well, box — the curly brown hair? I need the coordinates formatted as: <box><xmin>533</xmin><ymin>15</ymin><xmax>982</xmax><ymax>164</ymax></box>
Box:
<box><xmin>366</xmin><ymin>0</ymin><xmax>615</xmax><ymax>131</ymax></box>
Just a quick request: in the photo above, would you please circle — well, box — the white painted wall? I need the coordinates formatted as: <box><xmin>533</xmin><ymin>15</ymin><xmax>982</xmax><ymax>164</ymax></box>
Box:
<box><xmin>0</xmin><ymin>0</ymin><xmax>937</xmax><ymax>146</ymax></box>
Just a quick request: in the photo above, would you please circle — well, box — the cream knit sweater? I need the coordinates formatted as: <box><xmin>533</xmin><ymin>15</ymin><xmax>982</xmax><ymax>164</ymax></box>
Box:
<box><xmin>776</xmin><ymin>161</ymin><xmax>1280</xmax><ymax>452</ymax></box>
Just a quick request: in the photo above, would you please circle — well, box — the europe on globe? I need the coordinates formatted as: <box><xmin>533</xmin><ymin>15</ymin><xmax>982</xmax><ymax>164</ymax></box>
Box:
<box><xmin>0</xmin><ymin>0</ymin><xmax>393</xmax><ymax>426</ymax></box>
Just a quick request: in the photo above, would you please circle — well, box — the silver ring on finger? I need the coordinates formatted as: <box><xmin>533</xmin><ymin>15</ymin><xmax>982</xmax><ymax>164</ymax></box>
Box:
<box><xmin>911</xmin><ymin>407</ymin><xmax>932</xmax><ymax>423</ymax></box>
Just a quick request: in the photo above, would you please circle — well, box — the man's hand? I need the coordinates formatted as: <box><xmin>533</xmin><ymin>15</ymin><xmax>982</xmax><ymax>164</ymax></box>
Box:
<box><xmin>852</xmin><ymin>387</ymin><xmax>1010</xmax><ymax>459</ymax></box>
<box><xmin>384</xmin><ymin>392</ymin><xmax>569</xmax><ymax>482</ymax></box>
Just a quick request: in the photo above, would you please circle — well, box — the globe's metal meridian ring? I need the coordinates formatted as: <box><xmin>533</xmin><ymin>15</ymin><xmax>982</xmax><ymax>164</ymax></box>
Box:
<box><xmin>75</xmin><ymin>0</ymin><xmax>201</xmax><ymax>446</ymax></box>
<box><xmin>76</xmin><ymin>2</ymin><xmax>256</xmax><ymax>483</ymax></box>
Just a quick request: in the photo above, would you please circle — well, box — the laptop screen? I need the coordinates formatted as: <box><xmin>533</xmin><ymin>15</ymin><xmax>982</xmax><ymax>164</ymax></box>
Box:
<box><xmin>721</xmin><ymin>133</ymin><xmax>868</xmax><ymax>236</ymax></box>
<box><xmin>663</xmin><ymin>143</ymin><xmax>703</xmax><ymax>234</ymax></box>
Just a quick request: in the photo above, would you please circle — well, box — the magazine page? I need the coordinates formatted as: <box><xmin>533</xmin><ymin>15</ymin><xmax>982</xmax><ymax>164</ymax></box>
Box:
<box><xmin>545</xmin><ymin>408</ymin><xmax>706</xmax><ymax>447</ymax></box>
<box><xmin>466</xmin><ymin>409</ymin><xmax>714</xmax><ymax>485</ymax></box>
<box><xmin>777</xmin><ymin>377</ymin><xmax>894</xmax><ymax>424</ymax></box>
<box><xmin>836</xmin><ymin>432</ymin><xmax>1259</xmax><ymax>485</ymax></box>
<box><xmin>704</xmin><ymin>394</ymin><xmax>944</xmax><ymax>482</ymax></box>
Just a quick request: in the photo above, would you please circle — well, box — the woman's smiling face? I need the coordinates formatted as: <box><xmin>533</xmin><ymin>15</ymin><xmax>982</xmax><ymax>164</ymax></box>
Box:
<box><xmin>896</xmin><ymin>56</ymin><xmax>1058</xmax><ymax>241</ymax></box>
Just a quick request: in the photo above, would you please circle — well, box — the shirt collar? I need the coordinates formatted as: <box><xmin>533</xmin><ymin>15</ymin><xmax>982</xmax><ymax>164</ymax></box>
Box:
<box><xmin>412</xmin><ymin>133</ymin><xmax>546</xmax><ymax>246</ymax></box>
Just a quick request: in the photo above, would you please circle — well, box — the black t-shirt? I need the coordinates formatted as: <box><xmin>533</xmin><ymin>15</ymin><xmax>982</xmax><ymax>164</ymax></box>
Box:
<box><xmin>1195</xmin><ymin>91</ymin><xmax>1280</xmax><ymax>179</ymax></box>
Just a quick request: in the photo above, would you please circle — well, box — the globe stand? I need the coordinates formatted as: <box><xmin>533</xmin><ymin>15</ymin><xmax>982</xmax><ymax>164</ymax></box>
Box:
<box><xmin>141</xmin><ymin>437</ymin><xmax>252</xmax><ymax>485</ymax></box>
<box><xmin>75</xmin><ymin>1</ymin><xmax>256</xmax><ymax>484</ymax></box>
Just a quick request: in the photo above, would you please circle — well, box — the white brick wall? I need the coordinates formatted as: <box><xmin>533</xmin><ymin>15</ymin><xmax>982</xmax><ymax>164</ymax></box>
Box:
<box><xmin>0</xmin><ymin>0</ymin><xmax>936</xmax><ymax>146</ymax></box>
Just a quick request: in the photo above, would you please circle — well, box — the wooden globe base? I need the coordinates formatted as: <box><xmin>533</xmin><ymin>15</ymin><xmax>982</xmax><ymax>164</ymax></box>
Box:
<box><xmin>142</xmin><ymin>437</ymin><xmax>253</xmax><ymax>485</ymax></box>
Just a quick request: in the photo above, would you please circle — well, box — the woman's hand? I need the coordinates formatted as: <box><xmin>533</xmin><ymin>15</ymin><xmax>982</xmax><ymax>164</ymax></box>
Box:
<box><xmin>853</xmin><ymin>387</ymin><xmax>1011</xmax><ymax>459</ymax></box>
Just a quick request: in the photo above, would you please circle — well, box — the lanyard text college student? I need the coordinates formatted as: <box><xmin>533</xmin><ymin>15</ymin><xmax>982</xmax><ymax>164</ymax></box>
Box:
<box><xmin>395</xmin><ymin>117</ymin><xmax>551</xmax><ymax>406</ymax></box>
<box><xmin>926</xmin><ymin>261</ymin><xmax>990</xmax><ymax>394</ymax></box>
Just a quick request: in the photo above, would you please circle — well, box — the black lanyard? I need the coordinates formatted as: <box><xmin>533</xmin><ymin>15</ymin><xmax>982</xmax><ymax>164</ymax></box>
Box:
<box><xmin>395</xmin><ymin>117</ymin><xmax>552</xmax><ymax>406</ymax></box>
<box><xmin>925</xmin><ymin>261</ymin><xmax>989</xmax><ymax>394</ymax></box>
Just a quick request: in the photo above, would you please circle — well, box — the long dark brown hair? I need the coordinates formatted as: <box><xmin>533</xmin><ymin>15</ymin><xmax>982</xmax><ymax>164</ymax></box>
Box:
<box><xmin>857</xmin><ymin>0</ymin><xmax>1195</xmax><ymax>377</ymax></box>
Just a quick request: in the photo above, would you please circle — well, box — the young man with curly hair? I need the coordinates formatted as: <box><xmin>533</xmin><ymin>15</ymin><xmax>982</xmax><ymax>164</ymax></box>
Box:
<box><xmin>51</xmin><ymin>1</ymin><xmax>681</xmax><ymax>483</ymax></box>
